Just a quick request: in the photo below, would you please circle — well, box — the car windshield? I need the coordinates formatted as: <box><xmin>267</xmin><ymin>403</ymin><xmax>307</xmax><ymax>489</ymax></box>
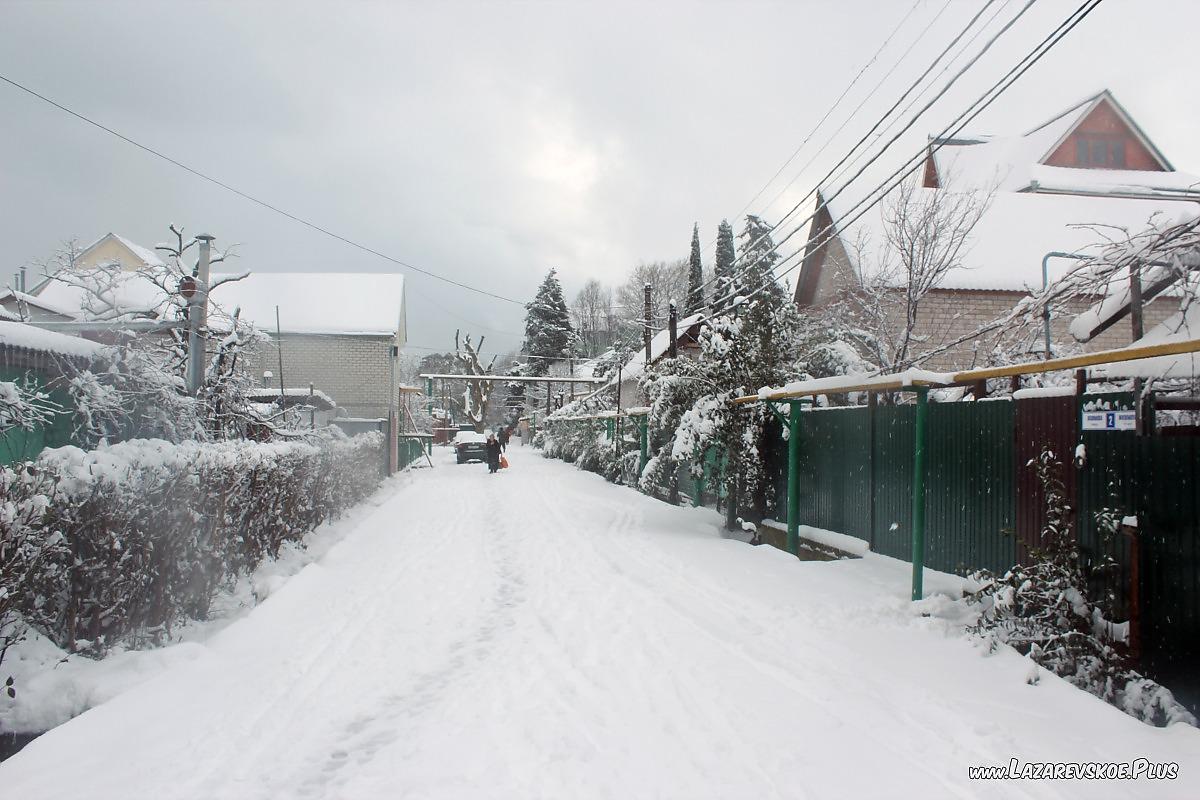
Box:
<box><xmin>456</xmin><ymin>432</ymin><xmax>488</xmax><ymax>444</ymax></box>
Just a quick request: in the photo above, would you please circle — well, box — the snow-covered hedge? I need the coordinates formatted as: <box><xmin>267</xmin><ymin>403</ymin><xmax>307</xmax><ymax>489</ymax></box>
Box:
<box><xmin>541</xmin><ymin>417</ymin><xmax>640</xmax><ymax>485</ymax></box>
<box><xmin>1</xmin><ymin>431</ymin><xmax>383</xmax><ymax>658</ymax></box>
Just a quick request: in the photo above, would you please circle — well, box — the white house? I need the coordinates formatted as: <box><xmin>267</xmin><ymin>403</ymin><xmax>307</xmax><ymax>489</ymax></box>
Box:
<box><xmin>23</xmin><ymin>233</ymin><xmax>407</xmax><ymax>419</ymax></box>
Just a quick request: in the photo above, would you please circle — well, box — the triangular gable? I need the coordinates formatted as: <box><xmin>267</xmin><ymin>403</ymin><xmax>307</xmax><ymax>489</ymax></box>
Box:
<box><xmin>77</xmin><ymin>233</ymin><xmax>166</xmax><ymax>270</ymax></box>
<box><xmin>1036</xmin><ymin>90</ymin><xmax>1173</xmax><ymax>171</ymax></box>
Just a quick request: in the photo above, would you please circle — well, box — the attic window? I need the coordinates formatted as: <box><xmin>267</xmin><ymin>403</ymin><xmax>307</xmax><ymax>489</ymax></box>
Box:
<box><xmin>1075</xmin><ymin>135</ymin><xmax>1125</xmax><ymax>168</ymax></box>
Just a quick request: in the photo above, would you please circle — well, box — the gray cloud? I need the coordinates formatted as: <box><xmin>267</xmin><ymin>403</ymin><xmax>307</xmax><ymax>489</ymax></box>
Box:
<box><xmin>3</xmin><ymin>0</ymin><xmax>1199</xmax><ymax>357</ymax></box>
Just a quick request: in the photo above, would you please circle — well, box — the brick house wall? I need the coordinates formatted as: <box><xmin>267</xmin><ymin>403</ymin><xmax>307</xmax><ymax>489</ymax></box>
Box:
<box><xmin>801</xmin><ymin>246</ymin><xmax>1177</xmax><ymax>372</ymax></box>
<box><xmin>1043</xmin><ymin>100</ymin><xmax>1165</xmax><ymax>171</ymax></box>
<box><xmin>245</xmin><ymin>333</ymin><xmax>397</xmax><ymax>419</ymax></box>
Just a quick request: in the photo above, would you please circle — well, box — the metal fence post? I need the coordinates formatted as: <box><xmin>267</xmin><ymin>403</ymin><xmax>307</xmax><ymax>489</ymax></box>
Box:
<box><xmin>786</xmin><ymin>399</ymin><xmax>802</xmax><ymax>556</ymax></box>
<box><xmin>911</xmin><ymin>386</ymin><xmax>929</xmax><ymax>601</ymax></box>
<box><xmin>638</xmin><ymin>415</ymin><xmax>649</xmax><ymax>476</ymax></box>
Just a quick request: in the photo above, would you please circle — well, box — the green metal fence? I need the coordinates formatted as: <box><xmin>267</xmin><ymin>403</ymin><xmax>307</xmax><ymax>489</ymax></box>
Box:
<box><xmin>0</xmin><ymin>366</ymin><xmax>79</xmax><ymax>466</ymax></box>
<box><xmin>785</xmin><ymin>400</ymin><xmax>1018</xmax><ymax>575</ymax></box>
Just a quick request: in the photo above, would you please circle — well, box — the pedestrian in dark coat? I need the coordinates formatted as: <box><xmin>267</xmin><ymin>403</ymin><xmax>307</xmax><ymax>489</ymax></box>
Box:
<box><xmin>486</xmin><ymin>433</ymin><xmax>502</xmax><ymax>473</ymax></box>
<box><xmin>499</xmin><ymin>428</ymin><xmax>510</xmax><ymax>452</ymax></box>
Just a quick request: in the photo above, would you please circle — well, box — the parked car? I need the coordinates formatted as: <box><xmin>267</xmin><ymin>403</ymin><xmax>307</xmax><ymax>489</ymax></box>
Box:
<box><xmin>454</xmin><ymin>431</ymin><xmax>489</xmax><ymax>464</ymax></box>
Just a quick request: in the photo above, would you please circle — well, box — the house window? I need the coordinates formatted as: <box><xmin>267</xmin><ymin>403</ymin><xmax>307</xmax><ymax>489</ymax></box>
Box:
<box><xmin>1075</xmin><ymin>136</ymin><xmax>1126</xmax><ymax>168</ymax></box>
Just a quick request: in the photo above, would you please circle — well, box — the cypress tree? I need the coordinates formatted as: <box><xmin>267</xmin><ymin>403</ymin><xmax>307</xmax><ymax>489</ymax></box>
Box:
<box><xmin>712</xmin><ymin>219</ymin><xmax>737</xmax><ymax>311</ymax></box>
<box><xmin>685</xmin><ymin>223</ymin><xmax>705</xmax><ymax>314</ymax></box>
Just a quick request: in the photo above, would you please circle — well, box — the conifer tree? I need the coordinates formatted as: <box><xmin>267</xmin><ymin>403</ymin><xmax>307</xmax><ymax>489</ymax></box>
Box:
<box><xmin>685</xmin><ymin>223</ymin><xmax>705</xmax><ymax>314</ymax></box>
<box><xmin>522</xmin><ymin>268</ymin><xmax>575</xmax><ymax>377</ymax></box>
<box><xmin>711</xmin><ymin>219</ymin><xmax>737</xmax><ymax>312</ymax></box>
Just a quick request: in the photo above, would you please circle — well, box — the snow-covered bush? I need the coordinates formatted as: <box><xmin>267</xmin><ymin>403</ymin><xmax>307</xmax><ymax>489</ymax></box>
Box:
<box><xmin>968</xmin><ymin>449</ymin><xmax>1196</xmax><ymax>728</ymax></box>
<box><xmin>0</xmin><ymin>431</ymin><xmax>383</xmax><ymax>658</ymax></box>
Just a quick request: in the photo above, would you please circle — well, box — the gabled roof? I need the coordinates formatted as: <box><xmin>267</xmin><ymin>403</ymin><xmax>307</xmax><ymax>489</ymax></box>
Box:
<box><xmin>78</xmin><ymin>232</ymin><xmax>167</xmax><ymax>268</ymax></box>
<box><xmin>1026</xmin><ymin>90</ymin><xmax>1173</xmax><ymax>171</ymax></box>
<box><xmin>797</xmin><ymin>188</ymin><xmax>1200</xmax><ymax>296</ymax></box>
<box><xmin>927</xmin><ymin>90</ymin><xmax>1189</xmax><ymax>195</ymax></box>
<box><xmin>612</xmin><ymin>311</ymin><xmax>706</xmax><ymax>384</ymax></box>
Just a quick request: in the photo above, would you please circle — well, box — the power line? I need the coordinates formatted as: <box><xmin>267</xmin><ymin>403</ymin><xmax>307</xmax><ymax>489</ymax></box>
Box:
<box><xmin>744</xmin><ymin>0</ymin><xmax>1105</xmax><ymax>314</ymax></box>
<box><xmin>755</xmin><ymin>0</ymin><xmax>993</xmax><ymax>220</ymax></box>
<box><xmin>709</xmin><ymin>0</ymin><xmax>1029</xmax><ymax>309</ymax></box>
<box><xmin>0</xmin><ymin>72</ymin><xmax>525</xmax><ymax>307</ymax></box>
<box><xmin>722</xmin><ymin>0</ymin><xmax>932</xmax><ymax>231</ymax></box>
<box><xmin>665</xmin><ymin>0</ymin><xmax>1100</xmax><ymax>343</ymax></box>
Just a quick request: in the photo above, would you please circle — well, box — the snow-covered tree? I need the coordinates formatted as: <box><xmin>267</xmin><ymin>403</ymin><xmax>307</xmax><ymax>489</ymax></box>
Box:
<box><xmin>522</xmin><ymin>269</ymin><xmax>575</xmax><ymax>377</ymax></box>
<box><xmin>640</xmin><ymin>219</ymin><xmax>804</xmax><ymax>520</ymax></box>
<box><xmin>711</xmin><ymin>219</ymin><xmax>736</xmax><ymax>313</ymax></box>
<box><xmin>686</xmin><ymin>223</ymin><xmax>705</xmax><ymax>314</ymax></box>
<box><xmin>35</xmin><ymin>225</ymin><xmax>269</xmax><ymax>442</ymax></box>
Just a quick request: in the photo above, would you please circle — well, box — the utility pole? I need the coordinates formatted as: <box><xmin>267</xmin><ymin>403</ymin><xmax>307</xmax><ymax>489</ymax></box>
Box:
<box><xmin>186</xmin><ymin>234</ymin><xmax>215</xmax><ymax>395</ymax></box>
<box><xmin>643</xmin><ymin>283</ymin><xmax>652</xmax><ymax>366</ymax></box>
<box><xmin>1130</xmin><ymin>260</ymin><xmax>1145</xmax><ymax>341</ymax></box>
<box><xmin>668</xmin><ymin>302</ymin><xmax>678</xmax><ymax>359</ymax></box>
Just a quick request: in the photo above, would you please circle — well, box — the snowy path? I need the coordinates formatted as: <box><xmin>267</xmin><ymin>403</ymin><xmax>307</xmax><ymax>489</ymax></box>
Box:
<box><xmin>2</xmin><ymin>444</ymin><xmax>1198</xmax><ymax>799</ymax></box>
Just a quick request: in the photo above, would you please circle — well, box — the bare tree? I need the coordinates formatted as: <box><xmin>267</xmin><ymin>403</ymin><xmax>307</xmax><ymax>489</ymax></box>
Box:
<box><xmin>614</xmin><ymin>259</ymin><xmax>689</xmax><ymax>345</ymax></box>
<box><xmin>454</xmin><ymin>330</ymin><xmax>497</xmax><ymax>432</ymax></box>
<box><xmin>840</xmin><ymin>178</ymin><xmax>991</xmax><ymax>372</ymax></box>
<box><xmin>571</xmin><ymin>279</ymin><xmax>613</xmax><ymax>357</ymax></box>
<box><xmin>36</xmin><ymin>226</ymin><xmax>262</xmax><ymax>439</ymax></box>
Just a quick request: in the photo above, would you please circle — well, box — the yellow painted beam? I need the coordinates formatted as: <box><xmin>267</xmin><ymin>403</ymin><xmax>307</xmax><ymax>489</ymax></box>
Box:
<box><xmin>950</xmin><ymin>338</ymin><xmax>1200</xmax><ymax>382</ymax></box>
<box><xmin>731</xmin><ymin>338</ymin><xmax>1200</xmax><ymax>405</ymax></box>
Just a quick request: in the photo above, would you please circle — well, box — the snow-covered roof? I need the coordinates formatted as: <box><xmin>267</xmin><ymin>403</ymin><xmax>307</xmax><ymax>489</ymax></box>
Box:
<box><xmin>0</xmin><ymin>321</ymin><xmax>106</xmax><ymax>360</ymax></box>
<box><xmin>612</xmin><ymin>312</ymin><xmax>706</xmax><ymax>384</ymax></box>
<box><xmin>826</xmin><ymin>189</ymin><xmax>1200</xmax><ymax>292</ymax></box>
<box><xmin>1093</xmin><ymin>301</ymin><xmax>1200</xmax><ymax>380</ymax></box>
<box><xmin>212</xmin><ymin>272</ymin><xmax>404</xmax><ymax>337</ymax></box>
<box><xmin>78</xmin><ymin>232</ymin><xmax>167</xmax><ymax>268</ymax></box>
<box><xmin>31</xmin><ymin>270</ymin><xmax>405</xmax><ymax>338</ymax></box>
<box><xmin>930</xmin><ymin>90</ymin><xmax>1188</xmax><ymax>195</ymax></box>
<box><xmin>34</xmin><ymin>270</ymin><xmax>175</xmax><ymax>322</ymax></box>
<box><xmin>0</xmin><ymin>288</ymin><xmax>80</xmax><ymax>320</ymax></box>
<box><xmin>245</xmin><ymin>387</ymin><xmax>337</xmax><ymax>410</ymax></box>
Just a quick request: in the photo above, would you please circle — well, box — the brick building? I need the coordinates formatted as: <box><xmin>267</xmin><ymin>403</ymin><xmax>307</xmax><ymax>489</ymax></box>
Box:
<box><xmin>793</xmin><ymin>90</ymin><xmax>1200</xmax><ymax>371</ymax></box>
<box><xmin>211</xmin><ymin>271</ymin><xmax>406</xmax><ymax>419</ymax></box>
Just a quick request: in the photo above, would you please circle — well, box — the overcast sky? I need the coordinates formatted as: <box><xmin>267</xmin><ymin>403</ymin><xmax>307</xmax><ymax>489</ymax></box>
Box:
<box><xmin>3</xmin><ymin>0</ymin><xmax>1199</xmax><ymax>358</ymax></box>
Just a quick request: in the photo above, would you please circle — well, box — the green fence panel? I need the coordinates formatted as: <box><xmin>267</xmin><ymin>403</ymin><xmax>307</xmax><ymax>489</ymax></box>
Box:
<box><xmin>869</xmin><ymin>404</ymin><xmax>915</xmax><ymax>561</ymax></box>
<box><xmin>925</xmin><ymin>400</ymin><xmax>1016</xmax><ymax>576</ymax></box>
<box><xmin>0</xmin><ymin>366</ymin><xmax>78</xmax><ymax>466</ymax></box>
<box><xmin>794</xmin><ymin>407</ymin><xmax>871</xmax><ymax>540</ymax></box>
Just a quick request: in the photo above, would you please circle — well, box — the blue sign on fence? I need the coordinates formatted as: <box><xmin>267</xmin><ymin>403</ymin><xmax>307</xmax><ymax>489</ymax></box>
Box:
<box><xmin>1081</xmin><ymin>410</ymin><xmax>1136</xmax><ymax>431</ymax></box>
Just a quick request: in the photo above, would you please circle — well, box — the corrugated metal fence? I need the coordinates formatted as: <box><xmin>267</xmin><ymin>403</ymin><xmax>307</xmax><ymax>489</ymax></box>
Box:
<box><xmin>770</xmin><ymin>391</ymin><xmax>1198</xmax><ymax>688</ymax></box>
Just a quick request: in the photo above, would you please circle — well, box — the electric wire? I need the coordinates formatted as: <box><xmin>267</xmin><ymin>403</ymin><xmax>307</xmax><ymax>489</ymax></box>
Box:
<box><xmin>0</xmin><ymin>72</ymin><xmax>526</xmax><ymax>306</ymax></box>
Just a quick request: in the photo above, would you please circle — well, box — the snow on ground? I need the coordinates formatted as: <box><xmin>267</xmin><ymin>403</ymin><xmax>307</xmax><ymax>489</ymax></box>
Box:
<box><xmin>2</xmin><ymin>445</ymin><xmax>1198</xmax><ymax>799</ymax></box>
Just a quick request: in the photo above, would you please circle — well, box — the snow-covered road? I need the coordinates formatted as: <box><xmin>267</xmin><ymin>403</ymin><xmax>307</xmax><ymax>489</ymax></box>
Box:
<box><xmin>2</xmin><ymin>444</ymin><xmax>1197</xmax><ymax>799</ymax></box>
